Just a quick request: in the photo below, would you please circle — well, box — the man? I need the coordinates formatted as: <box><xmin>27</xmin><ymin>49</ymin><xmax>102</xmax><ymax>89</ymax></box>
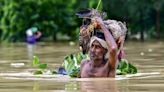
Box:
<box><xmin>26</xmin><ymin>27</ymin><xmax>42</xmax><ymax>44</ymax></box>
<box><xmin>80</xmin><ymin>17</ymin><xmax>118</xmax><ymax>78</ymax></box>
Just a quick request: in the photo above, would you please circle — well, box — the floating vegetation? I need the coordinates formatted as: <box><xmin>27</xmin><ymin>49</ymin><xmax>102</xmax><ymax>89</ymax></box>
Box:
<box><xmin>116</xmin><ymin>59</ymin><xmax>137</xmax><ymax>75</ymax></box>
<box><xmin>63</xmin><ymin>52</ymin><xmax>137</xmax><ymax>77</ymax></box>
<box><xmin>32</xmin><ymin>52</ymin><xmax>137</xmax><ymax>77</ymax></box>
<box><xmin>63</xmin><ymin>52</ymin><xmax>88</xmax><ymax>77</ymax></box>
<box><xmin>32</xmin><ymin>56</ymin><xmax>56</xmax><ymax>75</ymax></box>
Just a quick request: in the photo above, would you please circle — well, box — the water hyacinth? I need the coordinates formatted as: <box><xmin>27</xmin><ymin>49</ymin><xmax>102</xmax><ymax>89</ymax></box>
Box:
<box><xmin>32</xmin><ymin>53</ymin><xmax>137</xmax><ymax>77</ymax></box>
<box><xmin>62</xmin><ymin>52</ymin><xmax>88</xmax><ymax>77</ymax></box>
<box><xmin>32</xmin><ymin>56</ymin><xmax>48</xmax><ymax>75</ymax></box>
<box><xmin>63</xmin><ymin>52</ymin><xmax>137</xmax><ymax>77</ymax></box>
<box><xmin>117</xmin><ymin>59</ymin><xmax>137</xmax><ymax>75</ymax></box>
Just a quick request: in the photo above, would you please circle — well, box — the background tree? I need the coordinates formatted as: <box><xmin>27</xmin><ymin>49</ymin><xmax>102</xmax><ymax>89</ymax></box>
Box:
<box><xmin>0</xmin><ymin>0</ymin><xmax>163</xmax><ymax>42</ymax></box>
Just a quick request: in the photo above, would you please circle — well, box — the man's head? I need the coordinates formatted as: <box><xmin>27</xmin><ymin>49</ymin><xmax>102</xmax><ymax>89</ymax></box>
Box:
<box><xmin>77</xmin><ymin>8</ymin><xmax>106</xmax><ymax>54</ymax></box>
<box><xmin>88</xmin><ymin>19</ymin><xmax>127</xmax><ymax>60</ymax></box>
<box><xmin>89</xmin><ymin>36</ymin><xmax>108</xmax><ymax>61</ymax></box>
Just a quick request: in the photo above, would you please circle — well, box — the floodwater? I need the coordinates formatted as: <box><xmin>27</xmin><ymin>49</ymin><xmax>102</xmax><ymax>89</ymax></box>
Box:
<box><xmin>0</xmin><ymin>41</ymin><xmax>164</xmax><ymax>92</ymax></box>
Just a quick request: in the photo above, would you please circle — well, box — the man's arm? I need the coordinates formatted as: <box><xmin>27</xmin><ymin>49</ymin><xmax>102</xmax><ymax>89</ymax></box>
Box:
<box><xmin>94</xmin><ymin>17</ymin><xmax>118</xmax><ymax>77</ymax></box>
<box><xmin>101</xmin><ymin>23</ymin><xmax>118</xmax><ymax>77</ymax></box>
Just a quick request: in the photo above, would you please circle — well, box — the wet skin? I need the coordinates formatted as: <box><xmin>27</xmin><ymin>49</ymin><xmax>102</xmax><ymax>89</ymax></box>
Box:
<box><xmin>80</xmin><ymin>40</ymin><xmax>110</xmax><ymax>77</ymax></box>
<box><xmin>80</xmin><ymin>17</ymin><xmax>118</xmax><ymax>78</ymax></box>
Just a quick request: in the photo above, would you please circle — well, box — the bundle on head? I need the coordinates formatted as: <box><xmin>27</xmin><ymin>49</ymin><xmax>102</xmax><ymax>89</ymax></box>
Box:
<box><xmin>76</xmin><ymin>9</ymin><xmax>127</xmax><ymax>54</ymax></box>
<box><xmin>104</xmin><ymin>19</ymin><xmax>127</xmax><ymax>58</ymax></box>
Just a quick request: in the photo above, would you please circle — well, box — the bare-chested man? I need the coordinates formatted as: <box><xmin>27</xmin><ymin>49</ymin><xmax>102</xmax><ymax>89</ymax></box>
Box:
<box><xmin>80</xmin><ymin>17</ymin><xmax>119</xmax><ymax>78</ymax></box>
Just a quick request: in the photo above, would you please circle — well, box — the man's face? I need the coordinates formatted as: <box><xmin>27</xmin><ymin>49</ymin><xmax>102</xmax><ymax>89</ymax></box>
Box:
<box><xmin>89</xmin><ymin>40</ymin><xmax>106</xmax><ymax>61</ymax></box>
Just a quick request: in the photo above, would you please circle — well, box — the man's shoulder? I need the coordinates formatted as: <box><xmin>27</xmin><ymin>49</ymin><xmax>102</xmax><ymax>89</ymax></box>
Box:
<box><xmin>81</xmin><ymin>59</ymin><xmax>90</xmax><ymax>67</ymax></box>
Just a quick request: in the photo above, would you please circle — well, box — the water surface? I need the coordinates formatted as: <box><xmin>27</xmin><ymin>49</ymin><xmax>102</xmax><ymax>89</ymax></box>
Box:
<box><xmin>0</xmin><ymin>41</ymin><xmax>164</xmax><ymax>92</ymax></box>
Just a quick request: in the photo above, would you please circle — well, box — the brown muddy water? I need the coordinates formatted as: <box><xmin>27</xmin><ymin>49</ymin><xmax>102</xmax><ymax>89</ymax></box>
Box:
<box><xmin>0</xmin><ymin>41</ymin><xmax>164</xmax><ymax>92</ymax></box>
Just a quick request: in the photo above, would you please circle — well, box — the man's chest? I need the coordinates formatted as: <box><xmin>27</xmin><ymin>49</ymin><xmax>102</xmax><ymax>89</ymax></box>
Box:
<box><xmin>81</xmin><ymin>64</ymin><xmax>109</xmax><ymax>77</ymax></box>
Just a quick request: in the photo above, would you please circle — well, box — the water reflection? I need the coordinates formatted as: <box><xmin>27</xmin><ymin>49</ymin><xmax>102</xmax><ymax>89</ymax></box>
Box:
<box><xmin>33</xmin><ymin>81</ymin><xmax>40</xmax><ymax>92</ymax></box>
<box><xmin>27</xmin><ymin>44</ymin><xmax>35</xmax><ymax>59</ymax></box>
<box><xmin>79</xmin><ymin>79</ymin><xmax>118</xmax><ymax>92</ymax></box>
<box><xmin>62</xmin><ymin>78</ymin><xmax>119</xmax><ymax>92</ymax></box>
<box><xmin>65</xmin><ymin>81</ymin><xmax>80</xmax><ymax>91</ymax></box>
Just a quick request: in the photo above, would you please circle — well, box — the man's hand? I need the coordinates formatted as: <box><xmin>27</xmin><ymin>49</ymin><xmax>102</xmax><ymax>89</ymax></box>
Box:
<box><xmin>92</xmin><ymin>16</ymin><xmax>104</xmax><ymax>29</ymax></box>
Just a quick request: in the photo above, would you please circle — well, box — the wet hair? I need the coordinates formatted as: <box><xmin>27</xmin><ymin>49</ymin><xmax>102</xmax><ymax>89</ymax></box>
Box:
<box><xmin>92</xmin><ymin>28</ymin><xmax>105</xmax><ymax>40</ymax></box>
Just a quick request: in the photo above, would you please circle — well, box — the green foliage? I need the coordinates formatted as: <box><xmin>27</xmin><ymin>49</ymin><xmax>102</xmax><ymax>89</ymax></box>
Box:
<box><xmin>32</xmin><ymin>56</ymin><xmax>47</xmax><ymax>70</ymax></box>
<box><xmin>33</xmin><ymin>56</ymin><xmax>40</xmax><ymax>66</ymax></box>
<box><xmin>51</xmin><ymin>70</ymin><xmax>57</xmax><ymax>74</ymax></box>
<box><xmin>63</xmin><ymin>52</ymin><xmax>137</xmax><ymax>77</ymax></box>
<box><xmin>32</xmin><ymin>56</ymin><xmax>57</xmax><ymax>75</ymax></box>
<box><xmin>38</xmin><ymin>63</ymin><xmax>47</xmax><ymax>69</ymax></box>
<box><xmin>33</xmin><ymin>70</ymin><xmax>43</xmax><ymax>75</ymax></box>
<box><xmin>103</xmin><ymin>0</ymin><xmax>164</xmax><ymax>39</ymax></box>
<box><xmin>0</xmin><ymin>0</ymin><xmax>164</xmax><ymax>42</ymax></box>
<box><xmin>69</xmin><ymin>67</ymin><xmax>80</xmax><ymax>78</ymax></box>
<box><xmin>63</xmin><ymin>52</ymin><xmax>88</xmax><ymax>77</ymax></box>
<box><xmin>117</xmin><ymin>59</ymin><xmax>137</xmax><ymax>75</ymax></box>
<box><xmin>31</xmin><ymin>53</ymin><xmax>137</xmax><ymax>77</ymax></box>
<box><xmin>32</xmin><ymin>56</ymin><xmax>48</xmax><ymax>75</ymax></box>
<box><xmin>0</xmin><ymin>0</ymin><xmax>78</xmax><ymax>42</ymax></box>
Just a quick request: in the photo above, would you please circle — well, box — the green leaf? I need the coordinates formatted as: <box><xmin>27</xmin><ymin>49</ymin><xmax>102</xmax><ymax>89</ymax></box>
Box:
<box><xmin>33</xmin><ymin>70</ymin><xmax>43</xmax><ymax>75</ymax></box>
<box><xmin>63</xmin><ymin>55</ymin><xmax>75</xmax><ymax>73</ymax></box>
<box><xmin>69</xmin><ymin>67</ymin><xmax>80</xmax><ymax>78</ymax></box>
<box><xmin>51</xmin><ymin>70</ymin><xmax>58</xmax><ymax>74</ymax></box>
<box><xmin>33</xmin><ymin>56</ymin><xmax>40</xmax><ymax>66</ymax></box>
<box><xmin>38</xmin><ymin>63</ymin><xmax>47</xmax><ymax>69</ymax></box>
<box><xmin>116</xmin><ymin>69</ymin><xmax>122</xmax><ymax>75</ymax></box>
<box><xmin>128</xmin><ymin>63</ymin><xmax>137</xmax><ymax>74</ymax></box>
<box><xmin>63</xmin><ymin>52</ymin><xmax>88</xmax><ymax>77</ymax></box>
<box><xmin>117</xmin><ymin>59</ymin><xmax>137</xmax><ymax>75</ymax></box>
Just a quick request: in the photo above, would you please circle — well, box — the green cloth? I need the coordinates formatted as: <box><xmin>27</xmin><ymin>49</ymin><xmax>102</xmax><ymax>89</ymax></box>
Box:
<box><xmin>30</xmin><ymin>27</ymin><xmax>38</xmax><ymax>33</ymax></box>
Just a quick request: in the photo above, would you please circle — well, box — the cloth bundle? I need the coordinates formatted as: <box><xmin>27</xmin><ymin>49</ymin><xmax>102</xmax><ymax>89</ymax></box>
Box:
<box><xmin>89</xmin><ymin>20</ymin><xmax>127</xmax><ymax>59</ymax></box>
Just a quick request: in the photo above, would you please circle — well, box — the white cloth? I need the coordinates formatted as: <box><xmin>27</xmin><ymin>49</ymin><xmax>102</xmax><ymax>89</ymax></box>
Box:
<box><xmin>26</xmin><ymin>29</ymin><xmax>33</xmax><ymax>36</ymax></box>
<box><xmin>104</xmin><ymin>19</ymin><xmax>127</xmax><ymax>40</ymax></box>
<box><xmin>90</xmin><ymin>36</ymin><xmax>107</xmax><ymax>49</ymax></box>
<box><xmin>104</xmin><ymin>19</ymin><xmax>127</xmax><ymax>55</ymax></box>
<box><xmin>90</xmin><ymin>36</ymin><xmax>109</xmax><ymax>59</ymax></box>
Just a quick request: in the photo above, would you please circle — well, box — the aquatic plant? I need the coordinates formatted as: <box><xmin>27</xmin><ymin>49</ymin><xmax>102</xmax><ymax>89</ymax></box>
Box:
<box><xmin>32</xmin><ymin>52</ymin><xmax>137</xmax><ymax>77</ymax></box>
<box><xmin>62</xmin><ymin>52</ymin><xmax>88</xmax><ymax>77</ymax></box>
<box><xmin>32</xmin><ymin>56</ymin><xmax>47</xmax><ymax>74</ymax></box>
<box><xmin>32</xmin><ymin>56</ymin><xmax>57</xmax><ymax>75</ymax></box>
<box><xmin>116</xmin><ymin>59</ymin><xmax>137</xmax><ymax>75</ymax></box>
<box><xmin>63</xmin><ymin>52</ymin><xmax>137</xmax><ymax>77</ymax></box>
